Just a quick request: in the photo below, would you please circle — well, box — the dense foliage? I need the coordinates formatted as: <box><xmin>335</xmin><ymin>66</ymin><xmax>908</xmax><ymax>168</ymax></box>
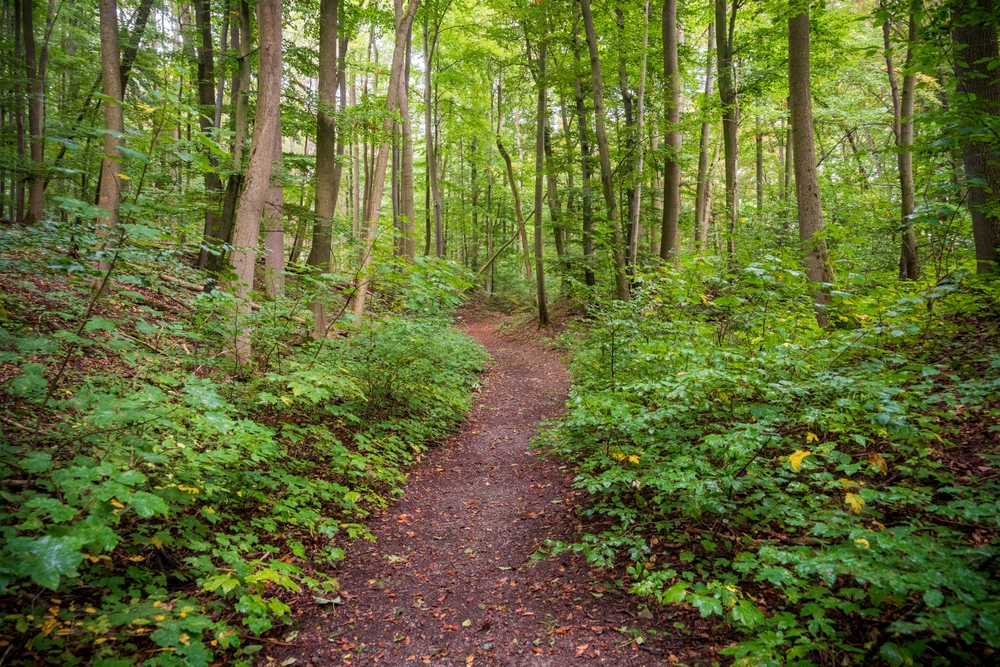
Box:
<box><xmin>0</xmin><ymin>224</ymin><xmax>486</xmax><ymax>666</ymax></box>
<box><xmin>539</xmin><ymin>259</ymin><xmax>1000</xmax><ymax>666</ymax></box>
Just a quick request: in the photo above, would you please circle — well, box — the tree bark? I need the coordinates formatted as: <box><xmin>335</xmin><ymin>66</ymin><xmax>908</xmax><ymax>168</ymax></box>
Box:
<box><xmin>496</xmin><ymin>137</ymin><xmax>534</xmax><ymax>293</ymax></box>
<box><xmin>193</xmin><ymin>0</ymin><xmax>224</xmax><ymax>268</ymax></box>
<box><xmin>694</xmin><ymin>22</ymin><xmax>715</xmax><ymax>253</ymax></box>
<box><xmin>580</xmin><ymin>0</ymin><xmax>629</xmax><ymax>300</ymax></box>
<box><xmin>789</xmin><ymin>9</ymin><xmax>833</xmax><ymax>325</ymax></box>
<box><xmin>96</xmin><ymin>0</ymin><xmax>124</xmax><ymax>285</ymax></box>
<box><xmin>533</xmin><ymin>39</ymin><xmax>549</xmax><ymax>327</ymax></box>
<box><xmin>616</xmin><ymin>8</ymin><xmax>637</xmax><ymax>271</ymax></box>
<box><xmin>716</xmin><ymin>0</ymin><xmax>739</xmax><ymax>257</ymax></box>
<box><xmin>424</xmin><ymin>15</ymin><xmax>444</xmax><ymax>258</ymax></box>
<box><xmin>885</xmin><ymin>9</ymin><xmax>921</xmax><ymax>280</ymax></box>
<box><xmin>22</xmin><ymin>0</ymin><xmax>51</xmax><ymax>223</ymax></box>
<box><xmin>226</xmin><ymin>0</ymin><xmax>282</xmax><ymax>364</ymax></box>
<box><xmin>627</xmin><ymin>2</ymin><xmax>650</xmax><ymax>270</ymax></box>
<box><xmin>353</xmin><ymin>0</ymin><xmax>420</xmax><ymax>318</ymax></box>
<box><xmin>399</xmin><ymin>21</ymin><xmax>416</xmax><ymax>259</ymax></box>
<box><xmin>572</xmin><ymin>29</ymin><xmax>596</xmax><ymax>287</ymax></box>
<box><xmin>308</xmin><ymin>0</ymin><xmax>339</xmax><ymax>270</ymax></box>
<box><xmin>755</xmin><ymin>116</ymin><xmax>764</xmax><ymax>214</ymax></box>
<box><xmin>661</xmin><ymin>0</ymin><xmax>682</xmax><ymax>261</ymax></box>
<box><xmin>262</xmin><ymin>119</ymin><xmax>284</xmax><ymax>297</ymax></box>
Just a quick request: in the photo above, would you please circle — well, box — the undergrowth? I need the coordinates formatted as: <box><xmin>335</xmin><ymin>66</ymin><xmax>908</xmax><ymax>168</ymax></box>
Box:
<box><xmin>0</xmin><ymin>220</ymin><xmax>487</xmax><ymax>666</ymax></box>
<box><xmin>537</xmin><ymin>255</ymin><xmax>1000</xmax><ymax>667</ymax></box>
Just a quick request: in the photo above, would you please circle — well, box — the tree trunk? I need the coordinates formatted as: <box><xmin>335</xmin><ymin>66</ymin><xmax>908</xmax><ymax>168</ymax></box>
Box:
<box><xmin>580</xmin><ymin>0</ymin><xmax>629</xmax><ymax>300</ymax></box>
<box><xmin>755</xmin><ymin>116</ymin><xmax>764</xmax><ymax>214</ymax></box>
<box><xmin>716</xmin><ymin>0</ymin><xmax>739</xmax><ymax>257</ymax></box>
<box><xmin>533</xmin><ymin>39</ymin><xmax>549</xmax><ymax>327</ymax></box>
<box><xmin>308</xmin><ymin>0</ymin><xmax>339</xmax><ymax>270</ymax></box>
<box><xmin>884</xmin><ymin>8</ymin><xmax>921</xmax><ymax>280</ymax></box>
<box><xmin>544</xmin><ymin>120</ymin><xmax>568</xmax><ymax>271</ymax></box>
<box><xmin>496</xmin><ymin>137</ymin><xmax>534</xmax><ymax>294</ymax></box>
<box><xmin>616</xmin><ymin>8</ymin><xmax>637</xmax><ymax>272</ymax></box>
<box><xmin>96</xmin><ymin>0</ymin><xmax>124</xmax><ymax>285</ymax></box>
<box><xmin>572</xmin><ymin>30</ymin><xmax>596</xmax><ymax>287</ymax></box>
<box><xmin>424</xmin><ymin>16</ymin><xmax>444</xmax><ymax>258</ymax></box>
<box><xmin>628</xmin><ymin>2</ymin><xmax>650</xmax><ymax>270</ymax></box>
<box><xmin>226</xmin><ymin>0</ymin><xmax>282</xmax><ymax>364</ymax></box>
<box><xmin>650</xmin><ymin>128</ymin><xmax>662</xmax><ymax>255</ymax></box>
<box><xmin>193</xmin><ymin>0</ymin><xmax>224</xmax><ymax>268</ymax></box>
<box><xmin>661</xmin><ymin>0</ymin><xmax>682</xmax><ymax>261</ymax></box>
<box><xmin>263</xmin><ymin>119</ymin><xmax>284</xmax><ymax>297</ymax></box>
<box><xmin>789</xmin><ymin>9</ymin><xmax>833</xmax><ymax>326</ymax></box>
<box><xmin>22</xmin><ymin>0</ymin><xmax>50</xmax><ymax>223</ymax></box>
<box><xmin>952</xmin><ymin>0</ymin><xmax>1000</xmax><ymax>272</ymax></box>
<box><xmin>13</xmin><ymin>0</ymin><xmax>25</xmax><ymax>223</ymax></box>
<box><xmin>399</xmin><ymin>22</ymin><xmax>416</xmax><ymax>259</ymax></box>
<box><xmin>694</xmin><ymin>23</ymin><xmax>715</xmax><ymax>253</ymax></box>
<box><xmin>353</xmin><ymin>0</ymin><xmax>420</xmax><ymax>317</ymax></box>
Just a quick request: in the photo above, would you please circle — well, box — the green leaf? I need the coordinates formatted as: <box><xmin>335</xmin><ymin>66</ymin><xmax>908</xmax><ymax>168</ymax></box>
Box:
<box><xmin>923</xmin><ymin>589</ymin><xmax>944</xmax><ymax>608</ymax></box>
<box><xmin>879</xmin><ymin>642</ymin><xmax>910</xmax><ymax>667</ymax></box>
<box><xmin>19</xmin><ymin>450</ymin><xmax>53</xmax><ymax>473</ymax></box>
<box><xmin>84</xmin><ymin>316</ymin><xmax>116</xmax><ymax>332</ymax></box>
<box><xmin>130</xmin><ymin>491</ymin><xmax>169</xmax><ymax>517</ymax></box>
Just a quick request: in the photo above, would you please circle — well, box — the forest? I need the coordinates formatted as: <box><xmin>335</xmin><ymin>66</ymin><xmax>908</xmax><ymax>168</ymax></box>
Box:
<box><xmin>0</xmin><ymin>0</ymin><xmax>999</xmax><ymax>663</ymax></box>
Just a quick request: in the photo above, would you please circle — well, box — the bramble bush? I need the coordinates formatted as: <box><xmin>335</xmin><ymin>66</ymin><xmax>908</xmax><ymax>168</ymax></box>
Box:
<box><xmin>538</xmin><ymin>255</ymin><xmax>1000</xmax><ymax>667</ymax></box>
<box><xmin>0</xmin><ymin>217</ymin><xmax>486</xmax><ymax>666</ymax></box>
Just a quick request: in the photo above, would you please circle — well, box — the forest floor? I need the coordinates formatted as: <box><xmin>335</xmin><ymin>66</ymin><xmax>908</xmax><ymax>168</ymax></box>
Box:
<box><xmin>264</xmin><ymin>312</ymin><xmax>724</xmax><ymax>667</ymax></box>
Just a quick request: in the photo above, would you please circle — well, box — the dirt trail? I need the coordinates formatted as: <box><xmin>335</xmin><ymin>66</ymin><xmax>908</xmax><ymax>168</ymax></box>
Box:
<box><xmin>269</xmin><ymin>314</ymin><xmax>700</xmax><ymax>666</ymax></box>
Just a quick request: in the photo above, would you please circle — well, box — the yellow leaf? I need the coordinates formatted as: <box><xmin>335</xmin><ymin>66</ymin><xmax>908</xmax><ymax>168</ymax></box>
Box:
<box><xmin>854</xmin><ymin>538</ymin><xmax>870</xmax><ymax>549</ymax></box>
<box><xmin>845</xmin><ymin>493</ymin><xmax>865</xmax><ymax>514</ymax></box>
<box><xmin>789</xmin><ymin>450</ymin><xmax>811</xmax><ymax>471</ymax></box>
<box><xmin>806</xmin><ymin>432</ymin><xmax>819</xmax><ymax>443</ymax></box>
<box><xmin>280</xmin><ymin>396</ymin><xmax>293</xmax><ymax>405</ymax></box>
<box><xmin>871</xmin><ymin>520</ymin><xmax>885</xmax><ymax>531</ymax></box>
<box><xmin>127</xmin><ymin>556</ymin><xmax>144</xmax><ymax>562</ymax></box>
<box><xmin>116</xmin><ymin>173</ymin><xmax>131</xmax><ymax>180</ymax></box>
<box><xmin>628</xmin><ymin>455</ymin><xmax>640</xmax><ymax>464</ymax></box>
<box><xmin>204</xmin><ymin>507</ymin><xmax>215</xmax><ymax>514</ymax></box>
<box><xmin>179</xmin><ymin>633</ymin><xmax>190</xmax><ymax>646</ymax></box>
<box><xmin>868</xmin><ymin>452</ymin><xmax>888</xmax><ymax>475</ymax></box>
<box><xmin>838</xmin><ymin>478</ymin><xmax>860</xmax><ymax>490</ymax></box>
<box><xmin>110</xmin><ymin>499</ymin><xmax>125</xmax><ymax>509</ymax></box>
<box><xmin>236</xmin><ymin>491</ymin><xmax>243</xmax><ymax>497</ymax></box>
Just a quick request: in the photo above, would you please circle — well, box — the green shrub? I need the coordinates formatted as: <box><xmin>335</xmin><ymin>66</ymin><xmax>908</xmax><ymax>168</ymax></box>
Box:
<box><xmin>538</xmin><ymin>257</ymin><xmax>1000</xmax><ymax>666</ymax></box>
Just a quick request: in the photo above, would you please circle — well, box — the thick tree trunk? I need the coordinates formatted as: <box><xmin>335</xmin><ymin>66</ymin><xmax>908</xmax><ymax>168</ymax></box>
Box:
<box><xmin>13</xmin><ymin>0</ymin><xmax>25</xmax><ymax>223</ymax></box>
<box><xmin>716</xmin><ymin>0</ymin><xmax>739</xmax><ymax>257</ymax></box>
<box><xmin>308</xmin><ymin>0</ymin><xmax>339</xmax><ymax>270</ymax></box>
<box><xmin>96</xmin><ymin>0</ymin><xmax>124</xmax><ymax>284</ymax></box>
<box><xmin>789</xmin><ymin>9</ymin><xmax>833</xmax><ymax>326</ymax></box>
<box><xmin>226</xmin><ymin>0</ymin><xmax>282</xmax><ymax>364</ymax></box>
<box><xmin>572</xmin><ymin>32</ymin><xmax>596</xmax><ymax>287</ymax></box>
<box><xmin>694</xmin><ymin>23</ymin><xmax>715</xmax><ymax>253</ymax></box>
<box><xmin>353</xmin><ymin>0</ymin><xmax>420</xmax><ymax>317</ymax></box>
<box><xmin>661</xmin><ymin>0</ymin><xmax>682</xmax><ymax>261</ymax></box>
<box><xmin>616</xmin><ymin>8</ymin><xmax>637</xmax><ymax>271</ymax></box>
<box><xmin>580</xmin><ymin>0</ymin><xmax>629</xmax><ymax>300</ymax></box>
<box><xmin>263</xmin><ymin>120</ymin><xmax>284</xmax><ymax>297</ymax></box>
<box><xmin>533</xmin><ymin>40</ymin><xmax>549</xmax><ymax>326</ymax></box>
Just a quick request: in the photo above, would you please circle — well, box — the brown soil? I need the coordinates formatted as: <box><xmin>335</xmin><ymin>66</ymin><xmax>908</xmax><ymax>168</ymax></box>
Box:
<box><xmin>265</xmin><ymin>313</ymin><xmax>721</xmax><ymax>667</ymax></box>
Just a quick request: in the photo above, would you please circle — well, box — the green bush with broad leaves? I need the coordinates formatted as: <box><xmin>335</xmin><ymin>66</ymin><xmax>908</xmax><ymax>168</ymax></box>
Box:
<box><xmin>537</xmin><ymin>255</ymin><xmax>1000</xmax><ymax>667</ymax></box>
<box><xmin>0</xmin><ymin>219</ymin><xmax>487</xmax><ymax>666</ymax></box>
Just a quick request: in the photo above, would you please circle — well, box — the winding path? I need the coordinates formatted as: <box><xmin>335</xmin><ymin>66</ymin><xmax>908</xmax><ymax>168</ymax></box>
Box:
<box><xmin>269</xmin><ymin>313</ymin><xmax>711</xmax><ymax>666</ymax></box>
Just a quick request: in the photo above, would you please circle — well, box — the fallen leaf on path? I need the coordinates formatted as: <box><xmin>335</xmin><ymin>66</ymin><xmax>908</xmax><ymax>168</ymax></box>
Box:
<box><xmin>576</xmin><ymin>644</ymin><xmax>589</xmax><ymax>657</ymax></box>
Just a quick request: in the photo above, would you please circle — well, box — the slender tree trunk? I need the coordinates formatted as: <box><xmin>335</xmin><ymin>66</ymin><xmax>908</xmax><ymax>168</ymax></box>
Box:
<box><xmin>650</xmin><ymin>129</ymin><xmax>662</xmax><ymax>255</ymax></box>
<box><xmin>716</xmin><ymin>0</ymin><xmax>739</xmax><ymax>257</ymax></box>
<box><xmin>694</xmin><ymin>23</ymin><xmax>715</xmax><ymax>253</ymax></box>
<box><xmin>213</xmin><ymin>6</ymin><xmax>228</xmax><ymax>129</ymax></box>
<box><xmin>572</xmin><ymin>31</ymin><xmax>596</xmax><ymax>287</ymax></box>
<box><xmin>533</xmin><ymin>39</ymin><xmax>549</xmax><ymax>326</ymax></box>
<box><xmin>544</xmin><ymin>120</ymin><xmax>568</xmax><ymax>271</ymax></box>
<box><xmin>226</xmin><ymin>0</ymin><xmax>282</xmax><ymax>364</ymax></box>
<box><xmin>193</xmin><ymin>0</ymin><xmax>224</xmax><ymax>267</ymax></box>
<box><xmin>424</xmin><ymin>16</ymin><xmax>444</xmax><ymax>258</ymax></box>
<box><xmin>353</xmin><ymin>0</ymin><xmax>420</xmax><ymax>317</ymax></box>
<box><xmin>22</xmin><ymin>0</ymin><xmax>49</xmax><ymax>223</ymax></box>
<box><xmin>661</xmin><ymin>0</ymin><xmax>682</xmax><ymax>261</ymax></box>
<box><xmin>496</xmin><ymin>137</ymin><xmax>534</xmax><ymax>293</ymax></box>
<box><xmin>616</xmin><ymin>8</ymin><xmax>637</xmax><ymax>272</ymax></box>
<box><xmin>96</xmin><ymin>0</ymin><xmax>124</xmax><ymax>285</ymax></box>
<box><xmin>885</xmin><ymin>8</ymin><xmax>921</xmax><ymax>280</ymax></box>
<box><xmin>789</xmin><ymin>9</ymin><xmax>833</xmax><ymax>326</ymax></box>
<box><xmin>399</xmin><ymin>22</ymin><xmax>416</xmax><ymax>259</ymax></box>
<box><xmin>580</xmin><ymin>0</ymin><xmax>629</xmax><ymax>300</ymax></box>
<box><xmin>352</xmin><ymin>73</ymin><xmax>360</xmax><ymax>239</ymax></box>
<box><xmin>755</xmin><ymin>116</ymin><xmax>763</xmax><ymax>214</ymax></box>
<box><xmin>628</xmin><ymin>2</ymin><xmax>650</xmax><ymax>270</ymax></box>
<box><xmin>13</xmin><ymin>0</ymin><xmax>25</xmax><ymax>223</ymax></box>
